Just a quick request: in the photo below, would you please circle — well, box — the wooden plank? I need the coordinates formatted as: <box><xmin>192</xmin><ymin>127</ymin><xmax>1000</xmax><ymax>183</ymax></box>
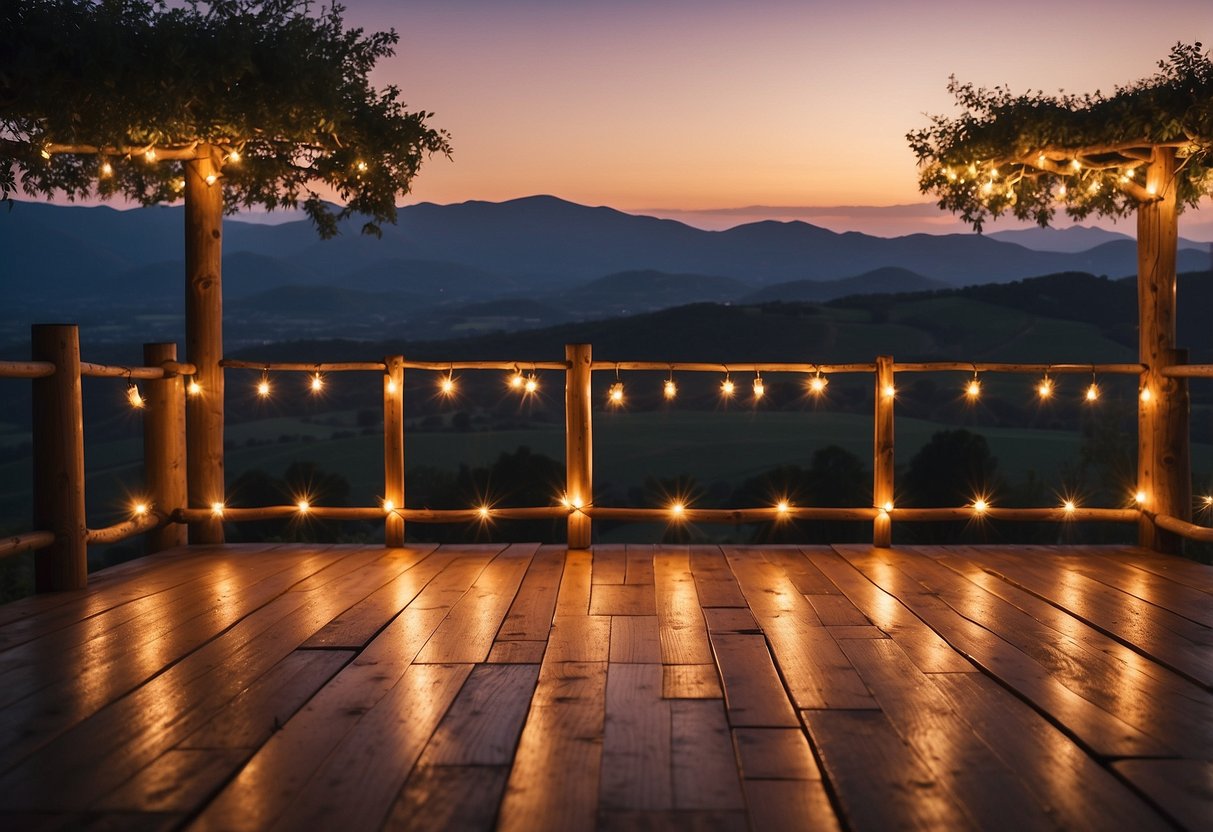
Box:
<box><xmin>732</xmin><ymin>728</ymin><xmax>821</xmax><ymax>780</ymax></box>
<box><xmin>0</xmin><ymin>811</ymin><xmax>183</xmax><ymax>831</ymax></box>
<box><xmin>415</xmin><ymin>544</ymin><xmax>538</xmax><ymax>664</ymax></box>
<box><xmin>725</xmin><ymin>547</ymin><xmax>875</xmax><ymax>710</ymax></box>
<box><xmin>1092</xmin><ymin>546</ymin><xmax>1213</xmax><ymax>593</ymax></box>
<box><xmin>597</xmin><ymin>810</ymin><xmax>747</xmax><ymax>832</ymax></box>
<box><xmin>555</xmin><ymin>547</ymin><xmax>593</xmax><ymax>615</ymax></box>
<box><xmin>763</xmin><ymin>546</ymin><xmax>841</xmax><ymax>595</ymax></box>
<box><xmin>495</xmin><ymin>545</ymin><xmax>566</xmax><ymax>641</ymax></box>
<box><xmin>826</xmin><ymin>625</ymin><xmax>888</xmax><ymax>639</ymax></box>
<box><xmin>654</xmin><ymin>548</ymin><xmax>713</xmax><ymax>665</ymax></box>
<box><xmin>94</xmin><ymin>748</ymin><xmax>248</xmax><ymax>813</ymax></box>
<box><xmin>299</xmin><ymin>545</ymin><xmax>441</xmax><ymax>648</ymax></box>
<box><xmin>422</xmin><ymin>663</ymin><xmax>540</xmax><ymax>765</ymax></box>
<box><xmin>487</xmin><ymin>640</ymin><xmax>547</xmax><ymax>664</ymax></box>
<box><xmin>267</xmin><ymin>663</ymin><xmax>472</xmax><ymax>832</ymax></box>
<box><xmin>928</xmin><ymin>548</ymin><xmax>1213</xmax><ymax>759</ymax></box>
<box><xmin>806</xmin><ymin>593</ymin><xmax>870</xmax><ymax>626</ymax></box>
<box><xmin>807</xmin><ymin>547</ymin><xmax>975</xmax><ymax>673</ymax></box>
<box><xmin>689</xmin><ymin>546</ymin><xmax>747</xmax><ymax>607</ymax></box>
<box><xmin>931</xmin><ymin>672</ymin><xmax>1173</xmax><ymax>832</ymax></box>
<box><xmin>662</xmin><ymin>665</ymin><xmax>722</xmax><ymax>700</ymax></box>
<box><xmin>600</xmin><ymin>664</ymin><xmax>672</xmax><ymax>810</ymax></box>
<box><xmin>833</xmin><ymin>545</ymin><xmax>1171</xmax><ymax>758</ymax></box>
<box><xmin>546</xmin><ymin>615</ymin><xmax>611</xmax><ymax>663</ymax></box>
<box><xmin>840</xmin><ymin>637</ymin><xmax>1067</xmax><ymax>830</ymax></box>
<box><xmin>1113</xmin><ymin>759</ymin><xmax>1213</xmax><ymax>832</ymax></box>
<box><xmin>742</xmin><ymin>780</ymin><xmax>842</xmax><ymax>832</ymax></box>
<box><xmin>179</xmin><ymin>649</ymin><xmax>352</xmax><ymax>749</ymax></box>
<box><xmin>384</xmin><ymin>765</ymin><xmax>509</xmax><ymax>832</ymax></box>
<box><xmin>188</xmin><ymin>551</ymin><xmax>495</xmax><ymax>831</ymax></box>
<box><xmin>670</xmin><ymin>700</ymin><xmax>744</xmax><ymax>810</ymax></box>
<box><xmin>708</xmin><ymin>633</ymin><xmax>798</xmax><ymax>727</ymax></box>
<box><xmin>610</xmin><ymin>616</ymin><xmax>662</xmax><ymax>663</ymax></box>
<box><xmin>947</xmin><ymin>545</ymin><xmax>1213</xmax><ymax>688</ymax></box>
<box><xmin>625</xmin><ymin>544</ymin><xmax>655</xmax><ymax>585</ymax></box>
<box><xmin>591</xmin><ymin>544</ymin><xmax>627</xmax><ymax>584</ymax></box>
<box><xmin>701</xmin><ymin>608</ymin><xmax>758</xmax><ymax>633</ymax></box>
<box><xmin>590</xmin><ymin>584</ymin><xmax>656</xmax><ymax>616</ymax></box>
<box><xmin>498</xmin><ymin>661</ymin><xmax>607</xmax><ymax>832</ymax></box>
<box><xmin>802</xmin><ymin>709</ymin><xmax>976</xmax><ymax>831</ymax></box>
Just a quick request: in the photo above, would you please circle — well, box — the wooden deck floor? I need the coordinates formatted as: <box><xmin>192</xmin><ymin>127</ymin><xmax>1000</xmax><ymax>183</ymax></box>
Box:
<box><xmin>0</xmin><ymin>543</ymin><xmax>1209</xmax><ymax>831</ymax></box>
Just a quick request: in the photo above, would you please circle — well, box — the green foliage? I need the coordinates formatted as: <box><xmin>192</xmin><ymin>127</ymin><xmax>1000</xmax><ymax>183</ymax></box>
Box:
<box><xmin>902</xmin><ymin>429</ymin><xmax>1000</xmax><ymax>508</ymax></box>
<box><xmin>908</xmin><ymin>42</ymin><xmax>1213</xmax><ymax>230</ymax></box>
<box><xmin>0</xmin><ymin>0</ymin><xmax>449</xmax><ymax>236</ymax></box>
<box><xmin>227</xmin><ymin>460</ymin><xmax>356</xmax><ymax>542</ymax></box>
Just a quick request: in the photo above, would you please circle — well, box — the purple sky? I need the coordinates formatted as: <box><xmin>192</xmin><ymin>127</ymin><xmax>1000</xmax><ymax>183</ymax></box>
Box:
<box><xmin>333</xmin><ymin>0</ymin><xmax>1212</xmax><ymax>236</ymax></box>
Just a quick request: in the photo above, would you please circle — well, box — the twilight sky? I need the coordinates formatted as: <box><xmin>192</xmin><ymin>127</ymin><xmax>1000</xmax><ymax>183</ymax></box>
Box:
<box><xmin>337</xmin><ymin>0</ymin><xmax>1212</xmax><ymax>236</ymax></box>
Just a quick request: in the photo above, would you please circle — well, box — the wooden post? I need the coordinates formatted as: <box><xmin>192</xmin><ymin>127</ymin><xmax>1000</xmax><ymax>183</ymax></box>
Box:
<box><xmin>143</xmin><ymin>342</ymin><xmax>187</xmax><ymax>553</ymax></box>
<box><xmin>31</xmin><ymin>324</ymin><xmax>87</xmax><ymax>591</ymax></box>
<box><xmin>384</xmin><ymin>355</ymin><xmax>405</xmax><ymax>547</ymax></box>
<box><xmin>873</xmin><ymin>355</ymin><xmax>894</xmax><ymax>548</ymax></box>
<box><xmin>565</xmin><ymin>344</ymin><xmax>593</xmax><ymax>548</ymax></box>
<box><xmin>1136</xmin><ymin>147</ymin><xmax>1188</xmax><ymax>551</ymax></box>
<box><xmin>185</xmin><ymin>144</ymin><xmax>225</xmax><ymax>544</ymax></box>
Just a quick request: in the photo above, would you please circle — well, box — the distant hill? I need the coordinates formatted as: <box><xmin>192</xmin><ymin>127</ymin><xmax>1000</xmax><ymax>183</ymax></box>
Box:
<box><xmin>989</xmin><ymin>224</ymin><xmax>1212</xmax><ymax>254</ymax></box>
<box><xmin>556</xmin><ymin>269</ymin><xmax>748</xmax><ymax>316</ymax></box>
<box><xmin>742</xmin><ymin>267</ymin><xmax>947</xmax><ymax>303</ymax></box>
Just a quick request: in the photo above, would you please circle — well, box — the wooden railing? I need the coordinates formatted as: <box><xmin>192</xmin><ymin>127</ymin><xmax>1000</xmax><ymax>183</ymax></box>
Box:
<box><xmin>2</xmin><ymin>324</ymin><xmax>1207</xmax><ymax>590</ymax></box>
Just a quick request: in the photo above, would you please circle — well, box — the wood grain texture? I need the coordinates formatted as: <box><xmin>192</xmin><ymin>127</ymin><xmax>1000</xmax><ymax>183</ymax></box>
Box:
<box><xmin>743</xmin><ymin>780</ymin><xmax>842</xmax><ymax>832</ymax></box>
<box><xmin>610</xmin><ymin>615</ymin><xmax>662</xmax><ymax>663</ymax></box>
<box><xmin>662</xmin><ymin>664</ymin><xmax>722</xmax><ymax>699</ymax></box>
<box><xmin>732</xmin><ymin>728</ymin><xmax>821</xmax><ymax>780</ymax></box>
<box><xmin>654</xmin><ymin>548</ymin><xmax>713</xmax><ymax>665</ymax></box>
<box><xmin>709</xmin><ymin>633</ymin><xmax>798</xmax><ymax>727</ymax></box>
<box><xmin>590</xmin><ymin>583</ymin><xmax>657</xmax><ymax>616</ymax></box>
<box><xmin>671</xmin><ymin>700</ymin><xmax>744</xmax><ymax>810</ymax></box>
<box><xmin>600</xmin><ymin>664</ymin><xmax>672</xmax><ymax>810</ymax></box>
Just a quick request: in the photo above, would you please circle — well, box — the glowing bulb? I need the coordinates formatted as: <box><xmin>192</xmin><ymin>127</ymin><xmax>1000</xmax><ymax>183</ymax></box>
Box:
<box><xmin>40</xmin><ymin>148</ymin><xmax>51</xmax><ymax>160</ymax></box>
<box><xmin>1085</xmin><ymin>383</ymin><xmax>1099</xmax><ymax>402</ymax></box>
<box><xmin>1119</xmin><ymin>175</ymin><xmax>1129</xmax><ymax>184</ymax></box>
<box><xmin>257</xmin><ymin>379</ymin><xmax>271</xmax><ymax>397</ymax></box>
<box><xmin>127</xmin><ymin>383</ymin><xmax>145</xmax><ymax>408</ymax></box>
<box><xmin>478</xmin><ymin>505</ymin><xmax>491</xmax><ymax>519</ymax></box>
<box><xmin>1037</xmin><ymin>378</ymin><xmax>1053</xmax><ymax>399</ymax></box>
<box><xmin>310</xmin><ymin>372</ymin><xmax>324</xmax><ymax>393</ymax></box>
<box><xmin>1135</xmin><ymin>490</ymin><xmax>1147</xmax><ymax>505</ymax></box>
<box><xmin>972</xmin><ymin>499</ymin><xmax>988</xmax><ymax>514</ymax></box>
<box><xmin>211</xmin><ymin>502</ymin><xmax>224</xmax><ymax>517</ymax></box>
<box><xmin>670</xmin><ymin>501</ymin><xmax>685</xmax><ymax>517</ymax></box>
<box><xmin>509</xmin><ymin>371</ymin><xmax>525</xmax><ymax>389</ymax></box>
<box><xmin>386</xmin><ymin>378</ymin><xmax>397</xmax><ymax>394</ymax></box>
<box><xmin>752</xmin><ymin>377</ymin><xmax>765</xmax><ymax>399</ymax></box>
<box><xmin>228</xmin><ymin>150</ymin><xmax>241</xmax><ymax>163</ymax></box>
<box><xmin>883</xmin><ymin>384</ymin><xmax>896</xmax><ymax>399</ymax></box>
<box><xmin>1037</xmin><ymin>154</ymin><xmax>1047</xmax><ymax>166</ymax></box>
<box><xmin>440</xmin><ymin>374</ymin><xmax>456</xmax><ymax>396</ymax></box>
<box><xmin>1063</xmin><ymin>500</ymin><xmax>1076</xmax><ymax>514</ymax></box>
<box><xmin>775</xmin><ymin>500</ymin><xmax>789</xmax><ymax>514</ymax></box>
<box><xmin>145</xmin><ymin>149</ymin><xmax>156</xmax><ymax>162</ymax></box>
<box><xmin>524</xmin><ymin>375</ymin><xmax>538</xmax><ymax>393</ymax></box>
<box><xmin>609</xmin><ymin>381</ymin><xmax>624</xmax><ymax>404</ymax></box>
<box><xmin>383</xmin><ymin>499</ymin><xmax>395</xmax><ymax>513</ymax></box>
<box><xmin>1146</xmin><ymin>183</ymin><xmax>1157</xmax><ymax>196</ymax></box>
<box><xmin>882</xmin><ymin>501</ymin><xmax>894</xmax><ymax>513</ymax></box>
<box><xmin>809</xmin><ymin>375</ymin><xmax>828</xmax><ymax>395</ymax></box>
<box><xmin>132</xmin><ymin>502</ymin><xmax>149</xmax><ymax>516</ymax></box>
<box><xmin>187</xmin><ymin>379</ymin><xmax>201</xmax><ymax>396</ymax></box>
<box><xmin>297</xmin><ymin>500</ymin><xmax>310</xmax><ymax>513</ymax></box>
<box><xmin>100</xmin><ymin>161</ymin><xmax>113</xmax><ymax>177</ymax></box>
<box><xmin>946</xmin><ymin>168</ymin><xmax>957</xmax><ymax>180</ymax></box>
<box><xmin>205</xmin><ymin>173</ymin><xmax>218</xmax><ymax>186</ymax></box>
<box><xmin>965</xmin><ymin>378</ymin><xmax>981</xmax><ymax>399</ymax></box>
<box><xmin>1058</xmin><ymin>185</ymin><xmax>1067</xmax><ymax>197</ymax></box>
<box><xmin>1140</xmin><ymin>386</ymin><xmax>1152</xmax><ymax>402</ymax></box>
<box><xmin>721</xmin><ymin>378</ymin><xmax>735</xmax><ymax>397</ymax></box>
<box><xmin>982</xmin><ymin>181</ymin><xmax>994</xmax><ymax>195</ymax></box>
<box><xmin>1088</xmin><ymin>181</ymin><xmax>1100</xmax><ymax>194</ymax></box>
<box><xmin>356</xmin><ymin>160</ymin><xmax>368</xmax><ymax>172</ymax></box>
<box><xmin>172</xmin><ymin>178</ymin><xmax>185</xmax><ymax>192</ymax></box>
<box><xmin>1071</xmin><ymin>159</ymin><xmax>1081</xmax><ymax>170</ymax></box>
<box><xmin>1203</xmin><ymin>495</ymin><xmax>1213</xmax><ymax>507</ymax></box>
<box><xmin>663</xmin><ymin>379</ymin><xmax>677</xmax><ymax>399</ymax></box>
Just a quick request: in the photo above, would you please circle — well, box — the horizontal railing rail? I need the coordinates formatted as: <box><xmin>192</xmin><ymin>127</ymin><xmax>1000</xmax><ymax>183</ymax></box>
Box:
<box><xmin>5</xmin><ymin>324</ymin><xmax>1211</xmax><ymax>591</ymax></box>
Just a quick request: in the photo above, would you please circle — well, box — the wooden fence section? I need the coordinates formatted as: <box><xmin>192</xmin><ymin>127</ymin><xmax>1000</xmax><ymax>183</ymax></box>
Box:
<box><xmin>1</xmin><ymin>323</ymin><xmax>1208</xmax><ymax>590</ymax></box>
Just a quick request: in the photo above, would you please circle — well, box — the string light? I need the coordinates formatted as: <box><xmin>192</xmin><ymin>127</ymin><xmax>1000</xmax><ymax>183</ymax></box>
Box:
<box><xmin>257</xmin><ymin>370</ymin><xmax>271</xmax><ymax>398</ymax></box>
<box><xmin>1135</xmin><ymin>490</ymin><xmax>1147</xmax><ymax>505</ymax></box>
<box><xmin>187</xmin><ymin>378</ymin><xmax>202</xmax><ymax>396</ymax></box>
<box><xmin>752</xmin><ymin>372</ymin><xmax>765</xmax><ymax>400</ymax></box>
<box><xmin>508</xmin><ymin>366</ymin><xmax>525</xmax><ymax>390</ymax></box>
<box><xmin>808</xmin><ymin>370</ymin><xmax>828</xmax><ymax>396</ymax></box>
<box><xmin>972</xmin><ymin>498</ymin><xmax>989</xmax><ymax>514</ymax></box>
<box><xmin>608</xmin><ymin>381</ymin><xmax>625</xmax><ymax>405</ymax></box>
<box><xmin>40</xmin><ymin>147</ymin><xmax>52</xmax><ymax>160</ymax></box>
<box><xmin>882</xmin><ymin>383</ymin><xmax>896</xmax><ymax>399</ymax></box>
<box><xmin>228</xmin><ymin>150</ymin><xmax>241</xmax><ymax>163</ymax></box>
<box><xmin>1037</xmin><ymin>374</ymin><xmax>1053</xmax><ymax>399</ymax></box>
<box><xmin>383</xmin><ymin>499</ymin><xmax>395</xmax><ymax>513</ymax></box>
<box><xmin>145</xmin><ymin>149</ymin><xmax>156</xmax><ymax>163</ymax></box>
<box><xmin>524</xmin><ymin>373</ymin><xmax>539</xmax><ymax>394</ymax></box>
<box><xmin>127</xmin><ymin>381</ymin><xmax>145</xmax><ymax>408</ymax></box>
<box><xmin>880</xmin><ymin>500</ymin><xmax>894</xmax><ymax>513</ymax></box>
<box><xmin>965</xmin><ymin>370</ymin><xmax>981</xmax><ymax>400</ymax></box>
<box><xmin>1071</xmin><ymin>159</ymin><xmax>1081</xmax><ymax>170</ymax></box>
<box><xmin>211</xmin><ymin>502</ymin><xmax>225</xmax><ymax>517</ymax></box>
<box><xmin>297</xmin><ymin>499</ymin><xmax>310</xmax><ymax>514</ymax></box>
<box><xmin>1058</xmin><ymin>185</ymin><xmax>1067</xmax><ymax>197</ymax></box>
<box><xmin>205</xmin><ymin>173</ymin><xmax>218</xmax><ymax>186</ymax></box>
<box><xmin>1063</xmin><ymin>499</ymin><xmax>1077</xmax><ymax>514</ymax></box>
<box><xmin>720</xmin><ymin>375</ymin><xmax>735</xmax><ymax>397</ymax></box>
<box><xmin>1146</xmin><ymin>183</ymin><xmax>1158</xmax><ymax>196</ymax></box>
<box><xmin>172</xmin><ymin>178</ymin><xmax>185</xmax><ymax>192</ymax></box>
<box><xmin>670</xmin><ymin>501</ymin><xmax>685</xmax><ymax>517</ymax></box>
<box><xmin>386</xmin><ymin>377</ymin><xmax>397</xmax><ymax>395</ymax></box>
<box><xmin>132</xmin><ymin>502</ymin><xmax>149</xmax><ymax>517</ymax></box>
<box><xmin>440</xmin><ymin>371</ymin><xmax>456</xmax><ymax>396</ymax></box>
<box><xmin>775</xmin><ymin>500</ymin><xmax>790</xmax><ymax>515</ymax></box>
<box><xmin>100</xmin><ymin>160</ymin><xmax>113</xmax><ymax>177</ymax></box>
<box><xmin>1140</xmin><ymin>385</ymin><xmax>1152</xmax><ymax>403</ymax></box>
<box><xmin>310</xmin><ymin>371</ymin><xmax>324</xmax><ymax>393</ymax></box>
<box><xmin>477</xmin><ymin>505</ymin><xmax>491</xmax><ymax>519</ymax></box>
<box><xmin>356</xmin><ymin>160</ymin><xmax>368</xmax><ymax>172</ymax></box>
<box><xmin>663</xmin><ymin>377</ymin><xmax>677</xmax><ymax>399</ymax></box>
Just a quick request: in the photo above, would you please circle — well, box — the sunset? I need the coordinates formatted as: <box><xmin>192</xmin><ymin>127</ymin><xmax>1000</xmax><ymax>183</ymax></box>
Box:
<box><xmin>0</xmin><ymin>2</ymin><xmax>1211</xmax><ymax>830</ymax></box>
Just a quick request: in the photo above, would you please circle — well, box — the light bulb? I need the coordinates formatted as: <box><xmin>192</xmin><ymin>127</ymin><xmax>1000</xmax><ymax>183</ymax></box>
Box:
<box><xmin>882</xmin><ymin>384</ymin><xmax>896</xmax><ymax>399</ymax></box>
<box><xmin>809</xmin><ymin>375</ymin><xmax>828</xmax><ymax>395</ymax></box>
<box><xmin>882</xmin><ymin>501</ymin><xmax>894</xmax><ymax>512</ymax></box>
<box><xmin>100</xmin><ymin>161</ymin><xmax>113</xmax><ymax>177</ymax></box>
<box><xmin>965</xmin><ymin>378</ymin><xmax>981</xmax><ymax>399</ymax></box>
<box><xmin>386</xmin><ymin>378</ymin><xmax>397</xmax><ymax>394</ymax></box>
<box><xmin>1140</xmin><ymin>386</ymin><xmax>1152</xmax><ymax>403</ymax></box>
<box><xmin>383</xmin><ymin>499</ymin><xmax>395</xmax><ymax>513</ymax></box>
<box><xmin>524</xmin><ymin>375</ymin><xmax>538</xmax><ymax>393</ymax></box>
<box><xmin>257</xmin><ymin>377</ymin><xmax>271</xmax><ymax>397</ymax></box>
<box><xmin>145</xmin><ymin>149</ymin><xmax>156</xmax><ymax>162</ymax></box>
<box><xmin>1071</xmin><ymin>159</ymin><xmax>1081</xmax><ymax>170</ymax></box>
<box><xmin>663</xmin><ymin>379</ymin><xmax>677</xmax><ymax>399</ymax></box>
<box><xmin>1086</xmin><ymin>383</ymin><xmax>1099</xmax><ymax>402</ymax></box>
<box><xmin>1063</xmin><ymin>500</ymin><xmax>1076</xmax><ymax>514</ymax></box>
<box><xmin>297</xmin><ymin>500</ymin><xmax>310</xmax><ymax>513</ymax></box>
<box><xmin>132</xmin><ymin>502</ymin><xmax>149</xmax><ymax>516</ymax></box>
<box><xmin>228</xmin><ymin>150</ymin><xmax>241</xmax><ymax>163</ymax></box>
<box><xmin>1146</xmin><ymin>183</ymin><xmax>1157</xmax><ymax>196</ymax></box>
<box><xmin>509</xmin><ymin>371</ymin><xmax>524</xmax><ymax>389</ymax></box>
<box><xmin>670</xmin><ymin>501</ymin><xmax>685</xmax><ymax>517</ymax></box>
<box><xmin>440</xmin><ymin>375</ymin><xmax>456</xmax><ymax>395</ymax></box>
<box><xmin>478</xmin><ymin>505</ymin><xmax>491</xmax><ymax>518</ymax></box>
<box><xmin>356</xmin><ymin>160</ymin><xmax>368</xmax><ymax>172</ymax></box>
<box><xmin>1135</xmin><ymin>490</ymin><xmax>1147</xmax><ymax>505</ymax></box>
<box><xmin>205</xmin><ymin>173</ymin><xmax>218</xmax><ymax>186</ymax></box>
<box><xmin>972</xmin><ymin>499</ymin><xmax>988</xmax><ymax>514</ymax></box>
<box><xmin>310</xmin><ymin>372</ymin><xmax>323</xmax><ymax>393</ymax></box>
<box><xmin>127</xmin><ymin>383</ymin><xmax>145</xmax><ymax>408</ymax></box>
<box><xmin>721</xmin><ymin>378</ymin><xmax>735</xmax><ymax>397</ymax></box>
<box><xmin>609</xmin><ymin>381</ymin><xmax>624</xmax><ymax>404</ymax></box>
<box><xmin>1058</xmin><ymin>185</ymin><xmax>1067</xmax><ymax>197</ymax></box>
<box><xmin>775</xmin><ymin>500</ymin><xmax>789</xmax><ymax>514</ymax></box>
<box><xmin>211</xmin><ymin>502</ymin><xmax>224</xmax><ymax>517</ymax></box>
<box><xmin>187</xmin><ymin>379</ymin><xmax>202</xmax><ymax>396</ymax></box>
<box><xmin>1037</xmin><ymin>378</ymin><xmax>1053</xmax><ymax>399</ymax></box>
<box><xmin>752</xmin><ymin>377</ymin><xmax>765</xmax><ymax>399</ymax></box>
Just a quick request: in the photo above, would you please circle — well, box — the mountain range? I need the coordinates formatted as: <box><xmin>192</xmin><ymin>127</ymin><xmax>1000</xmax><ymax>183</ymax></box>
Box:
<box><xmin>3</xmin><ymin>195</ymin><xmax>1211</xmax><ymax>348</ymax></box>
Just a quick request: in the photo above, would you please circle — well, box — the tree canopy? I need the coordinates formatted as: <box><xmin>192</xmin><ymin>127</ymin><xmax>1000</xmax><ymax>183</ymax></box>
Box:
<box><xmin>0</xmin><ymin>0</ymin><xmax>450</xmax><ymax>236</ymax></box>
<box><xmin>908</xmin><ymin>42</ymin><xmax>1213</xmax><ymax>231</ymax></box>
